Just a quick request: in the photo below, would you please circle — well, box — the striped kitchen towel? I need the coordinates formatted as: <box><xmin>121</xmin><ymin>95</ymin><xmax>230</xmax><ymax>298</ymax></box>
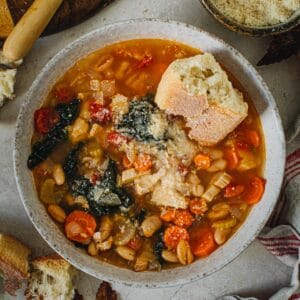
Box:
<box><xmin>221</xmin><ymin>115</ymin><xmax>300</xmax><ymax>300</ymax></box>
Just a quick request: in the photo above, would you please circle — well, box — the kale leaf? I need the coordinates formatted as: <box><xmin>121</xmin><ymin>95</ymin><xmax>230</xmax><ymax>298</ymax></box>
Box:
<box><xmin>87</xmin><ymin>159</ymin><xmax>133</xmax><ymax>216</ymax></box>
<box><xmin>70</xmin><ymin>176</ymin><xmax>92</xmax><ymax>197</ymax></box>
<box><xmin>27</xmin><ymin>99</ymin><xmax>81</xmax><ymax>169</ymax></box>
<box><xmin>63</xmin><ymin>143</ymin><xmax>83</xmax><ymax>181</ymax></box>
<box><xmin>117</xmin><ymin>94</ymin><xmax>157</xmax><ymax>142</ymax></box>
<box><xmin>154</xmin><ymin>228</ymin><xmax>165</xmax><ymax>265</ymax></box>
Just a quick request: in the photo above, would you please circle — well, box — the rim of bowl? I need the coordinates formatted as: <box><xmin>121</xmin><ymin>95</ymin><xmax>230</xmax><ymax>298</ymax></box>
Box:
<box><xmin>201</xmin><ymin>0</ymin><xmax>300</xmax><ymax>36</ymax></box>
<box><xmin>13</xmin><ymin>18</ymin><xmax>286</xmax><ymax>288</ymax></box>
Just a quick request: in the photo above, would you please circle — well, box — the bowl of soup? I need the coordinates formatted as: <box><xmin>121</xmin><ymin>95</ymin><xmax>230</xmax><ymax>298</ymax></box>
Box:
<box><xmin>14</xmin><ymin>19</ymin><xmax>285</xmax><ymax>287</ymax></box>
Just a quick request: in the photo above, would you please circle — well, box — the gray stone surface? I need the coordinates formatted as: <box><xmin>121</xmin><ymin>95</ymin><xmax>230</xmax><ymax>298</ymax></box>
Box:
<box><xmin>0</xmin><ymin>0</ymin><xmax>299</xmax><ymax>299</ymax></box>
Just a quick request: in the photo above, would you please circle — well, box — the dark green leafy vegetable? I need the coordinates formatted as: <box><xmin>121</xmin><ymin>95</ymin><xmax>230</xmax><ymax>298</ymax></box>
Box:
<box><xmin>117</xmin><ymin>94</ymin><xmax>157</xmax><ymax>142</ymax></box>
<box><xmin>63</xmin><ymin>143</ymin><xmax>83</xmax><ymax>181</ymax></box>
<box><xmin>115</xmin><ymin>188</ymin><xmax>133</xmax><ymax>209</ymax></box>
<box><xmin>154</xmin><ymin>228</ymin><xmax>165</xmax><ymax>265</ymax></box>
<box><xmin>98</xmin><ymin>159</ymin><xmax>118</xmax><ymax>190</ymax></box>
<box><xmin>87</xmin><ymin>159</ymin><xmax>133</xmax><ymax>216</ymax></box>
<box><xmin>27</xmin><ymin>99</ymin><xmax>81</xmax><ymax>169</ymax></box>
<box><xmin>70</xmin><ymin>176</ymin><xmax>92</xmax><ymax>197</ymax></box>
<box><xmin>135</xmin><ymin>208</ymin><xmax>147</xmax><ymax>224</ymax></box>
<box><xmin>28</xmin><ymin>128</ymin><xmax>68</xmax><ymax>169</ymax></box>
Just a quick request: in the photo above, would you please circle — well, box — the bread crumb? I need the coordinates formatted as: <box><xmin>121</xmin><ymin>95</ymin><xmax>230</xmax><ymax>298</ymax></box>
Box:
<box><xmin>211</xmin><ymin>0</ymin><xmax>300</xmax><ymax>27</ymax></box>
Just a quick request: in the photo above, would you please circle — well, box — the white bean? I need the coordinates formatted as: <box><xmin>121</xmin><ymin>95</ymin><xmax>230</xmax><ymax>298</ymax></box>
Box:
<box><xmin>207</xmin><ymin>159</ymin><xmax>227</xmax><ymax>173</ymax></box>
<box><xmin>214</xmin><ymin>228</ymin><xmax>232</xmax><ymax>245</ymax></box>
<box><xmin>115</xmin><ymin>246</ymin><xmax>135</xmax><ymax>261</ymax></box>
<box><xmin>141</xmin><ymin>216</ymin><xmax>162</xmax><ymax>238</ymax></box>
<box><xmin>53</xmin><ymin>164</ymin><xmax>65</xmax><ymax>186</ymax></box>
<box><xmin>162</xmin><ymin>250</ymin><xmax>179</xmax><ymax>263</ymax></box>
<box><xmin>88</xmin><ymin>241</ymin><xmax>98</xmax><ymax>256</ymax></box>
<box><xmin>191</xmin><ymin>184</ymin><xmax>204</xmax><ymax>197</ymax></box>
<box><xmin>176</xmin><ymin>240</ymin><xmax>193</xmax><ymax>265</ymax></box>
<box><xmin>99</xmin><ymin>216</ymin><xmax>113</xmax><ymax>242</ymax></box>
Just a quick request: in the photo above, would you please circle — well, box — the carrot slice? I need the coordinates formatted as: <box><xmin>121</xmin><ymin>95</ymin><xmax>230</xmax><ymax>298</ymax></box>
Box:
<box><xmin>163</xmin><ymin>225</ymin><xmax>189</xmax><ymax>250</ymax></box>
<box><xmin>224</xmin><ymin>184</ymin><xmax>245</xmax><ymax>198</ymax></box>
<box><xmin>190</xmin><ymin>227</ymin><xmax>216</xmax><ymax>257</ymax></box>
<box><xmin>65</xmin><ymin>210</ymin><xmax>96</xmax><ymax>244</ymax></box>
<box><xmin>239</xmin><ymin>129</ymin><xmax>260</xmax><ymax>148</ymax></box>
<box><xmin>174</xmin><ymin>210</ymin><xmax>194</xmax><ymax>228</ymax></box>
<box><xmin>244</xmin><ymin>176</ymin><xmax>266</xmax><ymax>205</ymax></box>
<box><xmin>122</xmin><ymin>155</ymin><xmax>133</xmax><ymax>169</ymax></box>
<box><xmin>194</xmin><ymin>154</ymin><xmax>211</xmax><ymax>170</ymax></box>
<box><xmin>160</xmin><ymin>207</ymin><xmax>176</xmax><ymax>222</ymax></box>
<box><xmin>189</xmin><ymin>198</ymin><xmax>208</xmax><ymax>216</ymax></box>
<box><xmin>134</xmin><ymin>153</ymin><xmax>152</xmax><ymax>172</ymax></box>
<box><xmin>224</xmin><ymin>147</ymin><xmax>240</xmax><ymax>170</ymax></box>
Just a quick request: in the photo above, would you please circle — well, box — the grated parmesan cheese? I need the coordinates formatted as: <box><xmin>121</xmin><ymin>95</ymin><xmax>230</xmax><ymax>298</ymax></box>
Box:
<box><xmin>211</xmin><ymin>0</ymin><xmax>300</xmax><ymax>27</ymax></box>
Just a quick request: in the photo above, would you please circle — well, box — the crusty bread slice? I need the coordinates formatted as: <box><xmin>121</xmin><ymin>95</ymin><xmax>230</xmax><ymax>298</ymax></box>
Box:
<box><xmin>0</xmin><ymin>0</ymin><xmax>14</xmax><ymax>38</ymax></box>
<box><xmin>25</xmin><ymin>254</ymin><xmax>77</xmax><ymax>300</ymax></box>
<box><xmin>0</xmin><ymin>233</ymin><xmax>31</xmax><ymax>295</ymax></box>
<box><xmin>155</xmin><ymin>53</ymin><xmax>248</xmax><ymax>146</ymax></box>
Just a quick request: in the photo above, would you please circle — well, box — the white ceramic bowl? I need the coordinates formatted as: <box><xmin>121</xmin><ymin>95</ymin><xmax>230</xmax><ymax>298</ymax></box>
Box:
<box><xmin>14</xmin><ymin>19</ymin><xmax>285</xmax><ymax>288</ymax></box>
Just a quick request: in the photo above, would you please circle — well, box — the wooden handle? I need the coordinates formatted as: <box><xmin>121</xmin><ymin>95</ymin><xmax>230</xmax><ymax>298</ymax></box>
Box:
<box><xmin>3</xmin><ymin>0</ymin><xmax>63</xmax><ymax>62</ymax></box>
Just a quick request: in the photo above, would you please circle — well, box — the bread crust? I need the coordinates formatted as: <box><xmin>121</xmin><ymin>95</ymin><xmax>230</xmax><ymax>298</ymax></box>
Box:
<box><xmin>0</xmin><ymin>0</ymin><xmax>14</xmax><ymax>38</ymax></box>
<box><xmin>0</xmin><ymin>234</ymin><xmax>31</xmax><ymax>295</ymax></box>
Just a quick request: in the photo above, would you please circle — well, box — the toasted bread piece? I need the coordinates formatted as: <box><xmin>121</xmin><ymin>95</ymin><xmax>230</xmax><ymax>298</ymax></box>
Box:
<box><xmin>155</xmin><ymin>53</ymin><xmax>248</xmax><ymax>146</ymax></box>
<box><xmin>25</xmin><ymin>254</ymin><xmax>77</xmax><ymax>300</ymax></box>
<box><xmin>0</xmin><ymin>0</ymin><xmax>14</xmax><ymax>38</ymax></box>
<box><xmin>0</xmin><ymin>233</ymin><xmax>31</xmax><ymax>295</ymax></box>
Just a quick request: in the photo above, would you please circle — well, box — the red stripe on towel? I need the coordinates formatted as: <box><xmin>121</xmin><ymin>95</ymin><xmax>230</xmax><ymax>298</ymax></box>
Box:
<box><xmin>258</xmin><ymin>235</ymin><xmax>299</xmax><ymax>242</ymax></box>
<box><xmin>286</xmin><ymin>149</ymin><xmax>300</xmax><ymax>164</ymax></box>
<box><xmin>289</xmin><ymin>294</ymin><xmax>300</xmax><ymax>300</ymax></box>
<box><xmin>285</xmin><ymin>165</ymin><xmax>300</xmax><ymax>178</ymax></box>
<box><xmin>260</xmin><ymin>242</ymin><xmax>300</xmax><ymax>248</ymax></box>
<box><xmin>270</xmin><ymin>250</ymin><xmax>298</xmax><ymax>257</ymax></box>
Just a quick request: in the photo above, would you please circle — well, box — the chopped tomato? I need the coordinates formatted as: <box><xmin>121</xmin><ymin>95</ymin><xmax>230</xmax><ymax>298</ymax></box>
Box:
<box><xmin>224</xmin><ymin>184</ymin><xmax>245</xmax><ymax>198</ymax></box>
<box><xmin>127</xmin><ymin>235</ymin><xmax>143</xmax><ymax>251</ymax></box>
<box><xmin>134</xmin><ymin>153</ymin><xmax>152</xmax><ymax>172</ymax></box>
<box><xmin>34</xmin><ymin>107</ymin><xmax>59</xmax><ymax>134</ymax></box>
<box><xmin>236</xmin><ymin>140</ymin><xmax>250</xmax><ymax>151</ymax></box>
<box><xmin>224</xmin><ymin>147</ymin><xmax>240</xmax><ymax>170</ymax></box>
<box><xmin>90</xmin><ymin>173</ymin><xmax>100</xmax><ymax>185</ymax></box>
<box><xmin>122</xmin><ymin>155</ymin><xmax>133</xmax><ymax>169</ymax></box>
<box><xmin>236</xmin><ymin>129</ymin><xmax>260</xmax><ymax>148</ymax></box>
<box><xmin>65</xmin><ymin>210</ymin><xmax>96</xmax><ymax>244</ymax></box>
<box><xmin>174</xmin><ymin>210</ymin><xmax>194</xmax><ymax>228</ymax></box>
<box><xmin>89</xmin><ymin>102</ymin><xmax>112</xmax><ymax>124</ymax></box>
<box><xmin>190</xmin><ymin>227</ymin><xmax>216</xmax><ymax>257</ymax></box>
<box><xmin>136</xmin><ymin>55</ymin><xmax>153</xmax><ymax>69</ymax></box>
<box><xmin>54</xmin><ymin>86</ymin><xmax>74</xmax><ymax>103</ymax></box>
<box><xmin>189</xmin><ymin>198</ymin><xmax>208</xmax><ymax>216</ymax></box>
<box><xmin>163</xmin><ymin>225</ymin><xmax>189</xmax><ymax>250</ymax></box>
<box><xmin>107</xmin><ymin>130</ymin><xmax>128</xmax><ymax>148</ymax></box>
<box><xmin>244</xmin><ymin>176</ymin><xmax>265</xmax><ymax>204</ymax></box>
<box><xmin>243</xmin><ymin>129</ymin><xmax>260</xmax><ymax>148</ymax></box>
<box><xmin>160</xmin><ymin>207</ymin><xmax>176</xmax><ymax>222</ymax></box>
<box><xmin>194</xmin><ymin>154</ymin><xmax>211</xmax><ymax>170</ymax></box>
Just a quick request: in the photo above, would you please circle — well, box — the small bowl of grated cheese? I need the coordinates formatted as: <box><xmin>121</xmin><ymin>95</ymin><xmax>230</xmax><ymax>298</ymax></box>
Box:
<box><xmin>201</xmin><ymin>0</ymin><xmax>300</xmax><ymax>36</ymax></box>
